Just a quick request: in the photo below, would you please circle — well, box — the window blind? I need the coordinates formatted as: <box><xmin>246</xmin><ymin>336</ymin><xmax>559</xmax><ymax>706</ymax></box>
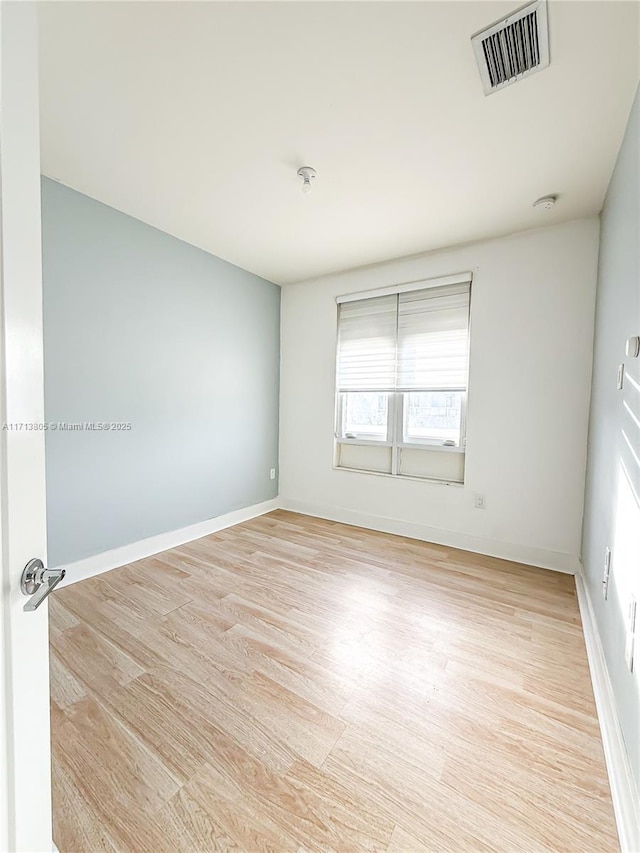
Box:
<box><xmin>397</xmin><ymin>283</ymin><xmax>470</xmax><ymax>391</ymax></box>
<box><xmin>336</xmin><ymin>282</ymin><xmax>470</xmax><ymax>393</ymax></box>
<box><xmin>336</xmin><ymin>295</ymin><xmax>397</xmax><ymax>391</ymax></box>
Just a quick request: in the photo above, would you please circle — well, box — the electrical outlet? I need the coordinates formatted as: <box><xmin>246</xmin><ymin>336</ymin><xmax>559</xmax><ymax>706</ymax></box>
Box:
<box><xmin>269</xmin><ymin>468</ymin><xmax>276</xmax><ymax>480</ymax></box>
<box><xmin>602</xmin><ymin>547</ymin><xmax>612</xmax><ymax>600</ymax></box>
<box><xmin>616</xmin><ymin>363</ymin><xmax>625</xmax><ymax>390</ymax></box>
<box><xmin>625</xmin><ymin>596</ymin><xmax>637</xmax><ymax>673</ymax></box>
<box><xmin>473</xmin><ymin>494</ymin><xmax>486</xmax><ymax>510</ymax></box>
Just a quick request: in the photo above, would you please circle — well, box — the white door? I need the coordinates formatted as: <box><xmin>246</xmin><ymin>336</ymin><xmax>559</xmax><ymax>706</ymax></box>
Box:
<box><xmin>0</xmin><ymin>3</ymin><xmax>53</xmax><ymax>851</ymax></box>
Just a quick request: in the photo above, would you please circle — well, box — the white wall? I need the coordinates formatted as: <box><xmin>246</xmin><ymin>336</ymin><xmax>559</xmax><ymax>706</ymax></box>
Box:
<box><xmin>582</xmin><ymin>87</ymin><xmax>639</xmax><ymax>795</ymax></box>
<box><xmin>280</xmin><ymin>218</ymin><xmax>599</xmax><ymax>572</ymax></box>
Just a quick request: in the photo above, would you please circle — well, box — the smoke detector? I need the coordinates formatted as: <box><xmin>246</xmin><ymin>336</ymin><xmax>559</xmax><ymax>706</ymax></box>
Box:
<box><xmin>471</xmin><ymin>0</ymin><xmax>550</xmax><ymax>96</ymax></box>
<box><xmin>533</xmin><ymin>195</ymin><xmax>557</xmax><ymax>210</ymax></box>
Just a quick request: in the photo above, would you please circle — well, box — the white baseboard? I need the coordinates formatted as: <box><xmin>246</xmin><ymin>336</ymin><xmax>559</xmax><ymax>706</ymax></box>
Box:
<box><xmin>57</xmin><ymin>496</ymin><xmax>578</xmax><ymax>590</ymax></box>
<box><xmin>279</xmin><ymin>498</ymin><xmax>578</xmax><ymax>574</ymax></box>
<box><xmin>575</xmin><ymin>569</ymin><xmax>640</xmax><ymax>853</ymax></box>
<box><xmin>58</xmin><ymin>498</ymin><xmax>280</xmax><ymax>588</ymax></box>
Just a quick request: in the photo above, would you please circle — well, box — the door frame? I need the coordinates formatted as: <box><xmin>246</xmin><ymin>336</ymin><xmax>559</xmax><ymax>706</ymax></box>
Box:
<box><xmin>0</xmin><ymin>3</ymin><xmax>53</xmax><ymax>850</ymax></box>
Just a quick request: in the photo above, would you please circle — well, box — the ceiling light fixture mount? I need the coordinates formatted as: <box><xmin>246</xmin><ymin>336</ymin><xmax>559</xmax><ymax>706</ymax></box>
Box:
<box><xmin>533</xmin><ymin>194</ymin><xmax>557</xmax><ymax>210</ymax></box>
<box><xmin>297</xmin><ymin>166</ymin><xmax>317</xmax><ymax>195</ymax></box>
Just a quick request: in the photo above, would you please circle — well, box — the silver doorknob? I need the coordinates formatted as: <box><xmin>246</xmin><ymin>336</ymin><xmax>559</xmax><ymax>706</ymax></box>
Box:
<box><xmin>20</xmin><ymin>558</ymin><xmax>65</xmax><ymax>611</ymax></box>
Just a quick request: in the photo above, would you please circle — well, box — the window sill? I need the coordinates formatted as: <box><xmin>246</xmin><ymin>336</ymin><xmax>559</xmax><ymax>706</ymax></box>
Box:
<box><xmin>336</xmin><ymin>438</ymin><xmax>466</xmax><ymax>454</ymax></box>
<box><xmin>332</xmin><ymin>464</ymin><xmax>464</xmax><ymax>487</ymax></box>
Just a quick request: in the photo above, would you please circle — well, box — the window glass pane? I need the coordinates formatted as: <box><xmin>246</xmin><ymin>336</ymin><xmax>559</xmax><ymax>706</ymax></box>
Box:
<box><xmin>403</xmin><ymin>391</ymin><xmax>463</xmax><ymax>445</ymax></box>
<box><xmin>340</xmin><ymin>392</ymin><xmax>389</xmax><ymax>441</ymax></box>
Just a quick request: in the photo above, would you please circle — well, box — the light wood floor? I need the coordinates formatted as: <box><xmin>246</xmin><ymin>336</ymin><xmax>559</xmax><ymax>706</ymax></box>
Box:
<box><xmin>50</xmin><ymin>510</ymin><xmax>618</xmax><ymax>853</ymax></box>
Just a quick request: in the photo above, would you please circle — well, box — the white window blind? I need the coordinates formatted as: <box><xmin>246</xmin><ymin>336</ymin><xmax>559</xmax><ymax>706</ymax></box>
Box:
<box><xmin>336</xmin><ymin>283</ymin><xmax>470</xmax><ymax>393</ymax></box>
<box><xmin>397</xmin><ymin>283</ymin><xmax>470</xmax><ymax>391</ymax></box>
<box><xmin>336</xmin><ymin>295</ymin><xmax>397</xmax><ymax>391</ymax></box>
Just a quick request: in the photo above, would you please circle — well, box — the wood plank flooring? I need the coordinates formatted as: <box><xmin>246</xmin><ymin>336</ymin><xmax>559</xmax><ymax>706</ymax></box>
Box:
<box><xmin>49</xmin><ymin>510</ymin><xmax>618</xmax><ymax>852</ymax></box>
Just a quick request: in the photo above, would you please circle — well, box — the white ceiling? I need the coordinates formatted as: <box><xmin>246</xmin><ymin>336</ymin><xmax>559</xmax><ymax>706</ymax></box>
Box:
<box><xmin>38</xmin><ymin>1</ymin><xmax>639</xmax><ymax>285</ymax></box>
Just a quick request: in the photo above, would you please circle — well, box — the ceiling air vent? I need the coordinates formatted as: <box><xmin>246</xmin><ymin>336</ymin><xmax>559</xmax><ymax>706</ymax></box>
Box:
<box><xmin>471</xmin><ymin>0</ymin><xmax>549</xmax><ymax>96</ymax></box>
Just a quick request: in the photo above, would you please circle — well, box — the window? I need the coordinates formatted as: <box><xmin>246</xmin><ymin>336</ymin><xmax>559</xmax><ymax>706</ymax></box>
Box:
<box><xmin>403</xmin><ymin>390</ymin><xmax>464</xmax><ymax>444</ymax></box>
<box><xmin>340</xmin><ymin>392</ymin><xmax>389</xmax><ymax>441</ymax></box>
<box><xmin>335</xmin><ymin>276</ymin><xmax>471</xmax><ymax>482</ymax></box>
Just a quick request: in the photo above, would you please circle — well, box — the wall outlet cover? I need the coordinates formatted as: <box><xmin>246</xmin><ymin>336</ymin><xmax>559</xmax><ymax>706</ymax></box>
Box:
<box><xmin>473</xmin><ymin>494</ymin><xmax>486</xmax><ymax>509</ymax></box>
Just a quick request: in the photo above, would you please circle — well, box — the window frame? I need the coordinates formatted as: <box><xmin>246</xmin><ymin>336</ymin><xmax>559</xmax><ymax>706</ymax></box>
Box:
<box><xmin>336</xmin><ymin>390</ymin><xmax>467</xmax><ymax>473</ymax></box>
<box><xmin>398</xmin><ymin>389</ymin><xmax>467</xmax><ymax>449</ymax></box>
<box><xmin>336</xmin><ymin>390</ymin><xmax>392</xmax><ymax>444</ymax></box>
<box><xmin>334</xmin><ymin>273</ymin><xmax>472</xmax><ymax>482</ymax></box>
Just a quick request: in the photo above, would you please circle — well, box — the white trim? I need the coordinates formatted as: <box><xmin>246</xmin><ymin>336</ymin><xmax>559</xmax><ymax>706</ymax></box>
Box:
<box><xmin>57</xmin><ymin>499</ymin><xmax>279</xmax><ymax>588</ymax></box>
<box><xmin>336</xmin><ymin>440</ymin><xmax>465</xmax><ymax>454</ymax></box>
<box><xmin>336</xmin><ymin>271</ymin><xmax>472</xmax><ymax>304</ymax></box>
<box><xmin>331</xmin><ymin>465</ymin><xmax>464</xmax><ymax>487</ymax></box>
<box><xmin>54</xmin><ymin>495</ymin><xmax>578</xmax><ymax>587</ymax></box>
<box><xmin>0</xmin><ymin>5</ymin><xmax>52</xmax><ymax>850</ymax></box>
<box><xmin>278</xmin><ymin>497</ymin><xmax>577</xmax><ymax>573</ymax></box>
<box><xmin>575</xmin><ymin>568</ymin><xmax>640</xmax><ymax>853</ymax></box>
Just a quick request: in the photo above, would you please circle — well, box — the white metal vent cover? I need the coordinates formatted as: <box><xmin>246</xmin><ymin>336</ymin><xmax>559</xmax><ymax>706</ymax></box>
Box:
<box><xmin>471</xmin><ymin>0</ymin><xmax>550</xmax><ymax>96</ymax></box>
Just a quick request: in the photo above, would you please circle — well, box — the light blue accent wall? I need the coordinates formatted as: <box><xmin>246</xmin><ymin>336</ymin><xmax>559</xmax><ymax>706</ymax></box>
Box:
<box><xmin>42</xmin><ymin>177</ymin><xmax>280</xmax><ymax>566</ymax></box>
<box><xmin>582</xmin><ymin>87</ymin><xmax>639</xmax><ymax>789</ymax></box>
